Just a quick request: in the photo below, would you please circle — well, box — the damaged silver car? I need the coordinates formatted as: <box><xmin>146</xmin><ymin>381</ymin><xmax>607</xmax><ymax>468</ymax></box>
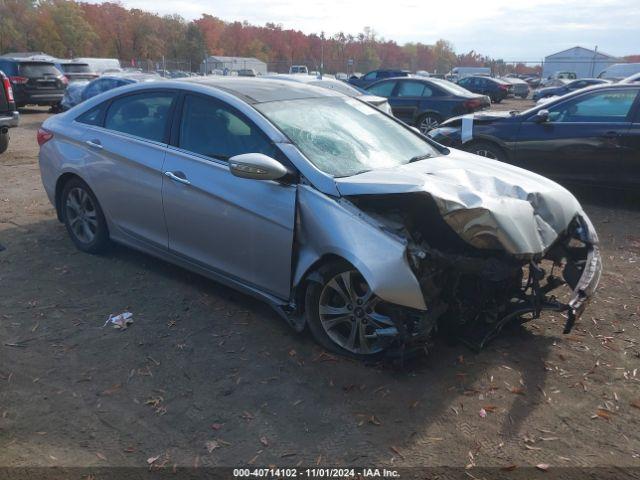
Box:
<box><xmin>38</xmin><ymin>78</ymin><xmax>602</xmax><ymax>358</ymax></box>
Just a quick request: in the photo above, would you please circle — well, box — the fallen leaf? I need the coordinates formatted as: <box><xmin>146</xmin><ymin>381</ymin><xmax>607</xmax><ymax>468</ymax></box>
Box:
<box><xmin>205</xmin><ymin>440</ymin><xmax>220</xmax><ymax>453</ymax></box>
<box><xmin>479</xmin><ymin>408</ymin><xmax>487</xmax><ymax>418</ymax></box>
<box><xmin>501</xmin><ymin>465</ymin><xmax>517</xmax><ymax>471</ymax></box>
<box><xmin>368</xmin><ymin>415</ymin><xmax>382</xmax><ymax>426</ymax></box>
<box><xmin>147</xmin><ymin>455</ymin><xmax>160</xmax><ymax>465</ymax></box>
<box><xmin>536</xmin><ymin>463</ymin><xmax>550</xmax><ymax>471</ymax></box>
<box><xmin>260</xmin><ymin>436</ymin><xmax>269</xmax><ymax>447</ymax></box>
<box><xmin>596</xmin><ymin>409</ymin><xmax>613</xmax><ymax>420</ymax></box>
<box><xmin>389</xmin><ymin>446</ymin><xmax>404</xmax><ymax>458</ymax></box>
<box><xmin>510</xmin><ymin>387</ymin><xmax>526</xmax><ymax>395</ymax></box>
<box><xmin>210</xmin><ymin>423</ymin><xmax>223</xmax><ymax>431</ymax></box>
<box><xmin>525</xmin><ymin>444</ymin><xmax>542</xmax><ymax>451</ymax></box>
<box><xmin>101</xmin><ymin>384</ymin><xmax>122</xmax><ymax>396</ymax></box>
<box><xmin>630</xmin><ymin>399</ymin><xmax>640</xmax><ymax>410</ymax></box>
<box><xmin>95</xmin><ymin>452</ymin><xmax>107</xmax><ymax>461</ymax></box>
<box><xmin>483</xmin><ymin>405</ymin><xmax>497</xmax><ymax>412</ymax></box>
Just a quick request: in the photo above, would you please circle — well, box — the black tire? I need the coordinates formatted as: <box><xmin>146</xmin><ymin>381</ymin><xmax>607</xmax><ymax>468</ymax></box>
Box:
<box><xmin>0</xmin><ymin>132</ymin><xmax>8</xmax><ymax>154</ymax></box>
<box><xmin>492</xmin><ymin>96</ymin><xmax>502</xmax><ymax>104</ymax></box>
<box><xmin>60</xmin><ymin>177</ymin><xmax>110</xmax><ymax>254</ymax></box>
<box><xmin>305</xmin><ymin>260</ymin><xmax>395</xmax><ymax>359</ymax></box>
<box><xmin>416</xmin><ymin>112</ymin><xmax>442</xmax><ymax>134</ymax></box>
<box><xmin>466</xmin><ymin>141</ymin><xmax>506</xmax><ymax>162</ymax></box>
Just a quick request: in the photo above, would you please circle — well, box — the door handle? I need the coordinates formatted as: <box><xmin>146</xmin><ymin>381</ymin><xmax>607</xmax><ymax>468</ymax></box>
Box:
<box><xmin>164</xmin><ymin>171</ymin><xmax>191</xmax><ymax>185</ymax></box>
<box><xmin>85</xmin><ymin>139</ymin><xmax>103</xmax><ymax>149</ymax></box>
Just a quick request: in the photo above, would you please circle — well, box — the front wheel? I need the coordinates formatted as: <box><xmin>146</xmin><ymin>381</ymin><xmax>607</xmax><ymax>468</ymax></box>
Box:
<box><xmin>417</xmin><ymin>113</ymin><xmax>442</xmax><ymax>134</ymax></box>
<box><xmin>305</xmin><ymin>261</ymin><xmax>398</xmax><ymax>359</ymax></box>
<box><xmin>467</xmin><ymin>141</ymin><xmax>506</xmax><ymax>162</ymax></box>
<box><xmin>61</xmin><ymin>178</ymin><xmax>110</xmax><ymax>253</ymax></box>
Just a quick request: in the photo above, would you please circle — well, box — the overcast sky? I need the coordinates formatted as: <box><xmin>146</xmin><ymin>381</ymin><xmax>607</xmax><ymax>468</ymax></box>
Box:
<box><xmin>95</xmin><ymin>0</ymin><xmax>639</xmax><ymax>60</ymax></box>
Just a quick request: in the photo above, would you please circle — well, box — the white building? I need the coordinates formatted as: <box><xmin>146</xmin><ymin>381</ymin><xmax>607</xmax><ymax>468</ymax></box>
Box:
<box><xmin>542</xmin><ymin>46</ymin><xmax>618</xmax><ymax>79</ymax></box>
<box><xmin>200</xmin><ymin>56</ymin><xmax>267</xmax><ymax>75</ymax></box>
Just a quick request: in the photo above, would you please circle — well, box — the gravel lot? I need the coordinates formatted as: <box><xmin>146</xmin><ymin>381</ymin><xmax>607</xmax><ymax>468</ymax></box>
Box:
<box><xmin>1</xmin><ymin>100</ymin><xmax>640</xmax><ymax>475</ymax></box>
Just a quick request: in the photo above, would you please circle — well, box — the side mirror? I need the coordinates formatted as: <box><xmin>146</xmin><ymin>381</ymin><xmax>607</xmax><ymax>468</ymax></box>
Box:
<box><xmin>229</xmin><ymin>153</ymin><xmax>288</xmax><ymax>181</ymax></box>
<box><xmin>534</xmin><ymin>109</ymin><xmax>549</xmax><ymax>123</ymax></box>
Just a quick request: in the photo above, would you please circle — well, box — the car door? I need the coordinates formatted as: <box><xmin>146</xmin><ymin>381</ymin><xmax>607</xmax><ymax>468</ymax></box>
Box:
<box><xmin>76</xmin><ymin>90</ymin><xmax>177</xmax><ymax>248</ymax></box>
<box><xmin>161</xmin><ymin>93</ymin><xmax>297</xmax><ymax>299</ymax></box>
<box><xmin>514</xmin><ymin>88</ymin><xmax>638</xmax><ymax>186</ymax></box>
<box><xmin>385</xmin><ymin>80</ymin><xmax>427</xmax><ymax>123</ymax></box>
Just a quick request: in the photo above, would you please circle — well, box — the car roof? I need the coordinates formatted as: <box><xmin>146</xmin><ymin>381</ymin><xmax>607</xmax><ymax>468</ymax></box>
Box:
<box><xmin>99</xmin><ymin>73</ymin><xmax>160</xmax><ymax>82</ymax></box>
<box><xmin>178</xmin><ymin>77</ymin><xmax>341</xmax><ymax>104</ymax></box>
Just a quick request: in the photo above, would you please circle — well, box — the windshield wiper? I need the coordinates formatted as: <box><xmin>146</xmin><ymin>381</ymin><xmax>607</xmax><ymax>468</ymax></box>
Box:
<box><xmin>408</xmin><ymin>153</ymin><xmax>432</xmax><ymax>163</ymax></box>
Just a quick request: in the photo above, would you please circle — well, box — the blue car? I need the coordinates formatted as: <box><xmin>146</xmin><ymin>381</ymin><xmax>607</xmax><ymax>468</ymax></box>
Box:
<box><xmin>532</xmin><ymin>78</ymin><xmax>610</xmax><ymax>101</ymax></box>
<box><xmin>456</xmin><ymin>76</ymin><xmax>511</xmax><ymax>103</ymax></box>
<box><xmin>365</xmin><ymin>77</ymin><xmax>490</xmax><ymax>132</ymax></box>
<box><xmin>61</xmin><ymin>73</ymin><xmax>160</xmax><ymax>110</ymax></box>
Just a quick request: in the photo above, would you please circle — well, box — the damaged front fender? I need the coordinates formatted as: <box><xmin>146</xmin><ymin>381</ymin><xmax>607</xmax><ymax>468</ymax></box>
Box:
<box><xmin>293</xmin><ymin>185</ymin><xmax>427</xmax><ymax>311</ymax></box>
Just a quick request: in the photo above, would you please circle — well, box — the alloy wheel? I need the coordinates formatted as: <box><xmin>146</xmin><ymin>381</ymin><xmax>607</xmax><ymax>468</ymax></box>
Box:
<box><xmin>318</xmin><ymin>269</ymin><xmax>396</xmax><ymax>355</ymax></box>
<box><xmin>65</xmin><ymin>187</ymin><xmax>98</xmax><ymax>244</ymax></box>
<box><xmin>419</xmin><ymin>116</ymin><xmax>439</xmax><ymax>134</ymax></box>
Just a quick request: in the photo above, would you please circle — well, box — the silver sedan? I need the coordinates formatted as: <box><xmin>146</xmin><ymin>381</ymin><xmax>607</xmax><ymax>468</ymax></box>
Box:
<box><xmin>38</xmin><ymin>78</ymin><xmax>601</xmax><ymax>358</ymax></box>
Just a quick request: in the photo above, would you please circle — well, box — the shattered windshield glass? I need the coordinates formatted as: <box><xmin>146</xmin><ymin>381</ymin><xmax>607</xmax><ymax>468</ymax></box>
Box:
<box><xmin>257</xmin><ymin>97</ymin><xmax>439</xmax><ymax>177</ymax></box>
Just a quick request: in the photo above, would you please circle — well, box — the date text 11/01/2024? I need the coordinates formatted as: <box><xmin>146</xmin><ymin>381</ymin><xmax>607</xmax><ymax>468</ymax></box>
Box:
<box><xmin>233</xmin><ymin>468</ymin><xmax>400</xmax><ymax>478</ymax></box>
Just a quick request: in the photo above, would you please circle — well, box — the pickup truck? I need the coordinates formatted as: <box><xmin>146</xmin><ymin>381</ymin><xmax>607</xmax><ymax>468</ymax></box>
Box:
<box><xmin>0</xmin><ymin>70</ymin><xmax>19</xmax><ymax>154</ymax></box>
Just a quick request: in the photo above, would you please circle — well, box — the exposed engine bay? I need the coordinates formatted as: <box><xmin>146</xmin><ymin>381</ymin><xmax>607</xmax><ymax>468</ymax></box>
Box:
<box><xmin>346</xmin><ymin>193</ymin><xmax>602</xmax><ymax>355</ymax></box>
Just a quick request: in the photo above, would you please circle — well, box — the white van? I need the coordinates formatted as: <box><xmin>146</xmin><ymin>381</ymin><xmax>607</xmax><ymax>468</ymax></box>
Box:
<box><xmin>289</xmin><ymin>65</ymin><xmax>308</xmax><ymax>75</ymax></box>
<box><xmin>597</xmin><ymin>63</ymin><xmax>640</xmax><ymax>81</ymax></box>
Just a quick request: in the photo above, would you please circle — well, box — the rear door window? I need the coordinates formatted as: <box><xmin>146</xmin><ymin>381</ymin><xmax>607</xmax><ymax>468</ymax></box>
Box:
<box><xmin>396</xmin><ymin>81</ymin><xmax>433</xmax><ymax>97</ymax></box>
<box><xmin>178</xmin><ymin>94</ymin><xmax>279</xmax><ymax>161</ymax></box>
<box><xmin>366</xmin><ymin>81</ymin><xmax>396</xmax><ymax>97</ymax></box>
<box><xmin>104</xmin><ymin>91</ymin><xmax>176</xmax><ymax>142</ymax></box>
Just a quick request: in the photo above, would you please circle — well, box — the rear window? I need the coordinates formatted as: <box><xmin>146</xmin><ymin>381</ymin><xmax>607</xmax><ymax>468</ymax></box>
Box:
<box><xmin>61</xmin><ymin>64</ymin><xmax>92</xmax><ymax>74</ymax></box>
<box><xmin>104</xmin><ymin>91</ymin><xmax>176</xmax><ymax>142</ymax></box>
<box><xmin>19</xmin><ymin>63</ymin><xmax>61</xmax><ymax>77</ymax></box>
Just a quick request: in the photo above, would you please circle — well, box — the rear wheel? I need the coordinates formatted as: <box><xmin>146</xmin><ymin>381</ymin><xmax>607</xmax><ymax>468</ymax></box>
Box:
<box><xmin>61</xmin><ymin>178</ymin><xmax>110</xmax><ymax>253</ymax></box>
<box><xmin>417</xmin><ymin>113</ymin><xmax>442</xmax><ymax>134</ymax></box>
<box><xmin>0</xmin><ymin>132</ymin><xmax>8</xmax><ymax>154</ymax></box>
<box><xmin>467</xmin><ymin>141</ymin><xmax>506</xmax><ymax>162</ymax></box>
<box><xmin>305</xmin><ymin>261</ymin><xmax>398</xmax><ymax>359</ymax></box>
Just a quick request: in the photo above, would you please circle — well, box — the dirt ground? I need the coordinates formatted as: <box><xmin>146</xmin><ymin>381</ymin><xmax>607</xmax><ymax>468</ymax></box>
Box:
<box><xmin>1</xmin><ymin>99</ymin><xmax>640</xmax><ymax>475</ymax></box>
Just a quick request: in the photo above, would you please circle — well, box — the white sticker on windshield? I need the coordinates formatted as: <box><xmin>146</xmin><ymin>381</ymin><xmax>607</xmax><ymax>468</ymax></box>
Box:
<box><xmin>461</xmin><ymin>114</ymin><xmax>474</xmax><ymax>143</ymax></box>
<box><xmin>346</xmin><ymin>98</ymin><xmax>377</xmax><ymax>115</ymax></box>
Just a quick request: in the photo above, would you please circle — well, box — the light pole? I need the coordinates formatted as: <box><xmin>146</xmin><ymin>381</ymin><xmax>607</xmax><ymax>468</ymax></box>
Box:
<box><xmin>320</xmin><ymin>31</ymin><xmax>325</xmax><ymax>79</ymax></box>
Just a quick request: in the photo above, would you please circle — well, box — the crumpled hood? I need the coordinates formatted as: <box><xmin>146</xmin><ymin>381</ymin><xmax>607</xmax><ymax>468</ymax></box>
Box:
<box><xmin>335</xmin><ymin>150</ymin><xmax>585</xmax><ymax>256</ymax></box>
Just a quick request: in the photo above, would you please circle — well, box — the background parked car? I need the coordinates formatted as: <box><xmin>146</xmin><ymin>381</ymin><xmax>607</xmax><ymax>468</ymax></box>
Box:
<box><xmin>262</xmin><ymin>74</ymin><xmax>393</xmax><ymax>114</ymax></box>
<box><xmin>364</xmin><ymin>76</ymin><xmax>490</xmax><ymax>132</ymax></box>
<box><xmin>61</xmin><ymin>73</ymin><xmax>160</xmax><ymax>110</ymax></box>
<box><xmin>73</xmin><ymin>57</ymin><xmax>122</xmax><ymax>75</ymax></box>
<box><xmin>237</xmin><ymin>69</ymin><xmax>257</xmax><ymax>77</ymax></box>
<box><xmin>456</xmin><ymin>76</ymin><xmax>511</xmax><ymax>103</ymax></box>
<box><xmin>56</xmin><ymin>61</ymin><xmax>99</xmax><ymax>82</ymax></box>
<box><xmin>0</xmin><ymin>57</ymin><xmax>66</xmax><ymax>108</ymax></box>
<box><xmin>620</xmin><ymin>72</ymin><xmax>640</xmax><ymax>84</ymax></box>
<box><xmin>0</xmin><ymin>70</ymin><xmax>19</xmax><ymax>153</ymax></box>
<box><xmin>598</xmin><ymin>63</ymin><xmax>640</xmax><ymax>82</ymax></box>
<box><xmin>532</xmin><ymin>78</ymin><xmax>610</xmax><ymax>101</ymax></box>
<box><xmin>500</xmin><ymin>77</ymin><xmax>530</xmax><ymax>98</ymax></box>
<box><xmin>348</xmin><ymin>69</ymin><xmax>410</xmax><ymax>88</ymax></box>
<box><xmin>289</xmin><ymin>65</ymin><xmax>308</xmax><ymax>74</ymax></box>
<box><xmin>427</xmin><ymin>84</ymin><xmax>640</xmax><ymax>191</ymax></box>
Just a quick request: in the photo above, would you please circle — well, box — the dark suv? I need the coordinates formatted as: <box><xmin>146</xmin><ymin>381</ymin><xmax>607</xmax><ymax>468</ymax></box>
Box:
<box><xmin>457</xmin><ymin>76</ymin><xmax>511</xmax><ymax>103</ymax></box>
<box><xmin>348</xmin><ymin>69</ymin><xmax>410</xmax><ymax>88</ymax></box>
<box><xmin>0</xmin><ymin>70</ymin><xmax>19</xmax><ymax>154</ymax></box>
<box><xmin>0</xmin><ymin>58</ymin><xmax>67</xmax><ymax>108</ymax></box>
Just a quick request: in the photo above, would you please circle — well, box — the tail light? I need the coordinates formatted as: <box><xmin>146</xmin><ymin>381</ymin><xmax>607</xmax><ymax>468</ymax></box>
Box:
<box><xmin>9</xmin><ymin>76</ymin><xmax>28</xmax><ymax>85</ymax></box>
<box><xmin>60</xmin><ymin>75</ymin><xmax>69</xmax><ymax>85</ymax></box>
<box><xmin>499</xmin><ymin>84</ymin><xmax>509</xmax><ymax>91</ymax></box>
<box><xmin>1</xmin><ymin>74</ymin><xmax>14</xmax><ymax>103</ymax></box>
<box><xmin>37</xmin><ymin>128</ymin><xmax>53</xmax><ymax>146</ymax></box>
<box><xmin>463</xmin><ymin>98</ymin><xmax>482</xmax><ymax>110</ymax></box>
